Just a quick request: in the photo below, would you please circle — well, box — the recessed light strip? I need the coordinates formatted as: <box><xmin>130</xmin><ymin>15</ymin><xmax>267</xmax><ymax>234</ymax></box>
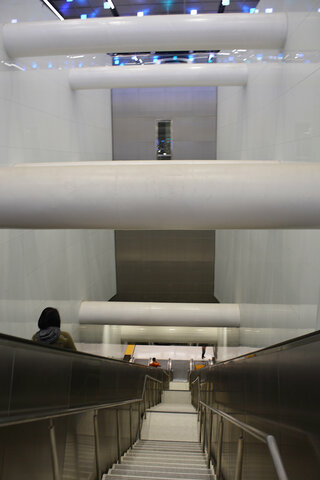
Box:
<box><xmin>41</xmin><ymin>0</ymin><xmax>64</xmax><ymax>21</ymax></box>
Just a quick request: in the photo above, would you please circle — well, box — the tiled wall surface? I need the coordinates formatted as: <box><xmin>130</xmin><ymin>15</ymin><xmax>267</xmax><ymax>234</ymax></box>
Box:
<box><xmin>112</xmin><ymin>86</ymin><xmax>217</xmax><ymax>160</ymax></box>
<box><xmin>215</xmin><ymin>0</ymin><xmax>320</xmax><ymax>346</ymax></box>
<box><xmin>0</xmin><ymin>0</ymin><xmax>117</xmax><ymax>342</ymax></box>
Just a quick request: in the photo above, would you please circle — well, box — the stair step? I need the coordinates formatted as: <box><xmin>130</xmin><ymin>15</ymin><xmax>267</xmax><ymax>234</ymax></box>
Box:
<box><xmin>114</xmin><ymin>464</ymin><xmax>210</xmax><ymax>474</ymax></box>
<box><xmin>122</xmin><ymin>458</ymin><xmax>206</xmax><ymax>466</ymax></box>
<box><xmin>126</xmin><ymin>450</ymin><xmax>204</xmax><ymax>459</ymax></box>
<box><xmin>132</xmin><ymin>449</ymin><xmax>202</xmax><ymax>455</ymax></box>
<box><xmin>137</xmin><ymin>441</ymin><xmax>200</xmax><ymax>446</ymax></box>
<box><xmin>110</xmin><ymin>467</ymin><xmax>212</xmax><ymax>479</ymax></box>
<box><xmin>133</xmin><ymin>446</ymin><xmax>202</xmax><ymax>452</ymax></box>
<box><xmin>107</xmin><ymin>476</ymin><xmax>212</xmax><ymax>480</ymax></box>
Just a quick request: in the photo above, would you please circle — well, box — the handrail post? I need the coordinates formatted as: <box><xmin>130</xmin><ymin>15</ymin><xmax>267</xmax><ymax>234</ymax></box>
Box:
<box><xmin>129</xmin><ymin>405</ymin><xmax>133</xmax><ymax>447</ymax></box>
<box><xmin>138</xmin><ymin>401</ymin><xmax>142</xmax><ymax>440</ymax></box>
<box><xmin>144</xmin><ymin>383</ymin><xmax>147</xmax><ymax>419</ymax></box>
<box><xmin>207</xmin><ymin>410</ymin><xmax>213</xmax><ymax>468</ymax></box>
<box><xmin>93</xmin><ymin>409</ymin><xmax>102</xmax><ymax>479</ymax></box>
<box><xmin>116</xmin><ymin>409</ymin><xmax>121</xmax><ymax>464</ymax></box>
<box><xmin>199</xmin><ymin>404</ymin><xmax>203</xmax><ymax>442</ymax></box>
<box><xmin>49</xmin><ymin>419</ymin><xmax>61</xmax><ymax>480</ymax></box>
<box><xmin>216</xmin><ymin>417</ymin><xmax>224</xmax><ymax>480</ymax></box>
<box><xmin>202</xmin><ymin>406</ymin><xmax>207</xmax><ymax>453</ymax></box>
<box><xmin>234</xmin><ymin>433</ymin><xmax>244</xmax><ymax>480</ymax></box>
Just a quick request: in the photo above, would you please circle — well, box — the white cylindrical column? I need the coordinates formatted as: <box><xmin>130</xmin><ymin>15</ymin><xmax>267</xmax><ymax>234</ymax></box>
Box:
<box><xmin>2</xmin><ymin>161</ymin><xmax>320</xmax><ymax>229</ymax></box>
<box><xmin>3</xmin><ymin>13</ymin><xmax>287</xmax><ymax>58</ymax></box>
<box><xmin>79</xmin><ymin>301</ymin><xmax>241</xmax><ymax>327</ymax></box>
<box><xmin>69</xmin><ymin>64</ymin><xmax>248</xmax><ymax>90</ymax></box>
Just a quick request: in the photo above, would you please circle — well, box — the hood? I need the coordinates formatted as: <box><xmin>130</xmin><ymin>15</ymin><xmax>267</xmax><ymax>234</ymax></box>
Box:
<box><xmin>35</xmin><ymin>326</ymin><xmax>61</xmax><ymax>344</ymax></box>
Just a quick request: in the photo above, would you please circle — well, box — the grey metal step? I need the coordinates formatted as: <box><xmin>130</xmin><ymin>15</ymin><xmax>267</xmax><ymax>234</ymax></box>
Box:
<box><xmin>126</xmin><ymin>450</ymin><xmax>204</xmax><ymax>459</ymax></box>
<box><xmin>122</xmin><ymin>458</ymin><xmax>206</xmax><ymax>467</ymax></box>
<box><xmin>133</xmin><ymin>446</ymin><xmax>202</xmax><ymax>452</ymax></box>
<box><xmin>110</xmin><ymin>467</ymin><xmax>212</xmax><ymax>479</ymax></box>
<box><xmin>107</xmin><ymin>476</ymin><xmax>212</xmax><ymax>480</ymax></box>
<box><xmin>132</xmin><ymin>449</ymin><xmax>203</xmax><ymax>455</ymax></box>
<box><xmin>114</xmin><ymin>464</ymin><xmax>211</xmax><ymax>474</ymax></box>
<box><xmin>136</xmin><ymin>441</ymin><xmax>200</xmax><ymax>446</ymax></box>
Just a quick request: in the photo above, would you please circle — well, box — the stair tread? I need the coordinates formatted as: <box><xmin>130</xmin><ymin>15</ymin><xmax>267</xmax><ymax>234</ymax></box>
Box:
<box><xmin>122</xmin><ymin>460</ymin><xmax>207</xmax><ymax>467</ymax></box>
<box><xmin>115</xmin><ymin>465</ymin><xmax>210</xmax><ymax>473</ymax></box>
<box><xmin>107</xmin><ymin>476</ymin><xmax>213</xmax><ymax>480</ymax></box>
<box><xmin>111</xmin><ymin>468</ymin><xmax>211</xmax><ymax>479</ymax></box>
<box><xmin>123</xmin><ymin>457</ymin><xmax>206</xmax><ymax>464</ymax></box>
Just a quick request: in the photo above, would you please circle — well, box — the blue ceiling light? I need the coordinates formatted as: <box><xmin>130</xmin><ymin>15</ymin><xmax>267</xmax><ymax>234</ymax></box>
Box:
<box><xmin>249</xmin><ymin>8</ymin><xmax>255</xmax><ymax>13</ymax></box>
<box><xmin>32</xmin><ymin>62</ymin><xmax>37</xmax><ymax>69</ymax></box>
<box><xmin>188</xmin><ymin>54</ymin><xmax>194</xmax><ymax>62</ymax></box>
<box><xmin>190</xmin><ymin>9</ymin><xmax>197</xmax><ymax>15</ymax></box>
<box><xmin>222</xmin><ymin>0</ymin><xmax>230</xmax><ymax>5</ymax></box>
<box><xmin>153</xmin><ymin>56</ymin><xmax>159</xmax><ymax>62</ymax></box>
<box><xmin>173</xmin><ymin>55</ymin><xmax>178</xmax><ymax>60</ymax></box>
<box><xmin>114</xmin><ymin>57</ymin><xmax>120</xmax><ymax>65</ymax></box>
<box><xmin>60</xmin><ymin>3</ymin><xmax>71</xmax><ymax>14</ymax></box>
<box><xmin>242</xmin><ymin>5</ymin><xmax>250</xmax><ymax>13</ymax></box>
<box><xmin>48</xmin><ymin>62</ymin><xmax>53</xmax><ymax>68</ymax></box>
<box><xmin>137</xmin><ymin>11</ymin><xmax>144</xmax><ymax>16</ymax></box>
<box><xmin>80</xmin><ymin>14</ymin><xmax>87</xmax><ymax>19</ymax></box>
<box><xmin>89</xmin><ymin>8</ymin><xmax>100</xmax><ymax>17</ymax></box>
<box><xmin>66</xmin><ymin>0</ymin><xmax>73</xmax><ymax>2</ymax></box>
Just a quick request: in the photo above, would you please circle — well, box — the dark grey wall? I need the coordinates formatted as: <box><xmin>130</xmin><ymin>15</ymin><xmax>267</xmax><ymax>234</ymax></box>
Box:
<box><xmin>112</xmin><ymin>87</ymin><xmax>217</xmax><ymax>160</ymax></box>
<box><xmin>0</xmin><ymin>333</ymin><xmax>167</xmax><ymax>480</ymax></box>
<box><xmin>191</xmin><ymin>331</ymin><xmax>320</xmax><ymax>480</ymax></box>
<box><xmin>114</xmin><ymin>230</ymin><xmax>216</xmax><ymax>303</ymax></box>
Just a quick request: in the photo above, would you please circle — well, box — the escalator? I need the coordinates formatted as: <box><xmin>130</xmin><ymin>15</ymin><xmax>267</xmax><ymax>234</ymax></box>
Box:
<box><xmin>1</xmin><ymin>330</ymin><xmax>319</xmax><ymax>479</ymax></box>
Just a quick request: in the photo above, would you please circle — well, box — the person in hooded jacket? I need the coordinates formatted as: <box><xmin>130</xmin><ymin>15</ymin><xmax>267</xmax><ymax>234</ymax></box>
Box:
<box><xmin>32</xmin><ymin>307</ymin><xmax>77</xmax><ymax>351</ymax></box>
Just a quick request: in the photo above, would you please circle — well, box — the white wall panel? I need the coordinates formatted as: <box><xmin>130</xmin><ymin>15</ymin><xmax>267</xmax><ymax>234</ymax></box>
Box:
<box><xmin>0</xmin><ymin>0</ymin><xmax>116</xmax><ymax>343</ymax></box>
<box><xmin>215</xmin><ymin>0</ymin><xmax>320</xmax><ymax>347</ymax></box>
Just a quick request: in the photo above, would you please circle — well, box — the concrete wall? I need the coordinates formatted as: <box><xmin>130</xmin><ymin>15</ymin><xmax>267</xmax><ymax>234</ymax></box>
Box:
<box><xmin>112</xmin><ymin>86</ymin><xmax>217</xmax><ymax>160</ymax></box>
<box><xmin>0</xmin><ymin>0</ymin><xmax>117</xmax><ymax>344</ymax></box>
<box><xmin>215</xmin><ymin>0</ymin><xmax>320</xmax><ymax>347</ymax></box>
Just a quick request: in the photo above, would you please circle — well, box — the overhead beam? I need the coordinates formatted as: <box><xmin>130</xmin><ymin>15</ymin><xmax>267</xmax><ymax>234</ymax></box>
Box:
<box><xmin>79</xmin><ymin>302</ymin><xmax>241</xmax><ymax>327</ymax></box>
<box><xmin>2</xmin><ymin>161</ymin><xmax>320</xmax><ymax>229</ymax></box>
<box><xmin>69</xmin><ymin>63</ymin><xmax>248</xmax><ymax>90</ymax></box>
<box><xmin>3</xmin><ymin>13</ymin><xmax>287</xmax><ymax>58</ymax></box>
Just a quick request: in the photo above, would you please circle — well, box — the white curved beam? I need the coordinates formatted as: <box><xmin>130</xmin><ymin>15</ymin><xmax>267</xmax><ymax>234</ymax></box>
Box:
<box><xmin>2</xmin><ymin>161</ymin><xmax>320</xmax><ymax>229</ymax></box>
<box><xmin>3</xmin><ymin>13</ymin><xmax>287</xmax><ymax>58</ymax></box>
<box><xmin>69</xmin><ymin>64</ymin><xmax>248</xmax><ymax>90</ymax></box>
<box><xmin>79</xmin><ymin>302</ymin><xmax>241</xmax><ymax>327</ymax></box>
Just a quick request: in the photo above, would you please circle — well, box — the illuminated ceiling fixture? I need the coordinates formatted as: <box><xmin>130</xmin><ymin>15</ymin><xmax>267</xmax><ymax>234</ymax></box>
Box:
<box><xmin>137</xmin><ymin>11</ymin><xmax>144</xmax><ymax>16</ymax></box>
<box><xmin>222</xmin><ymin>0</ymin><xmax>230</xmax><ymax>5</ymax></box>
<box><xmin>190</xmin><ymin>9</ymin><xmax>198</xmax><ymax>15</ymax></box>
<box><xmin>41</xmin><ymin>0</ymin><xmax>64</xmax><ymax>20</ymax></box>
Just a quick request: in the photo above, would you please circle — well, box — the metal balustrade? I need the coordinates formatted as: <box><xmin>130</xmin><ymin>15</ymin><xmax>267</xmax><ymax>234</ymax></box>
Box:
<box><xmin>191</xmin><ymin>377</ymin><xmax>289</xmax><ymax>480</ymax></box>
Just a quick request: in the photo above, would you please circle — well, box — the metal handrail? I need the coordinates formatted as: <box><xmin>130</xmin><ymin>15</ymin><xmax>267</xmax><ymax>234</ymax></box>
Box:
<box><xmin>192</xmin><ymin>376</ymin><xmax>289</xmax><ymax>480</ymax></box>
<box><xmin>0</xmin><ymin>373</ymin><xmax>163</xmax><ymax>480</ymax></box>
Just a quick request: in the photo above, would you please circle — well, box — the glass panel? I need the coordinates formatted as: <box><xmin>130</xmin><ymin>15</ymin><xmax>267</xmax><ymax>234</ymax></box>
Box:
<box><xmin>156</xmin><ymin>120</ymin><xmax>172</xmax><ymax>160</ymax></box>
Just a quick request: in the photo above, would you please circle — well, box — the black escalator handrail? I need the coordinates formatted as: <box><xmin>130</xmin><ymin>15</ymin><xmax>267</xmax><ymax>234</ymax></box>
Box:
<box><xmin>192</xmin><ymin>377</ymin><xmax>289</xmax><ymax>480</ymax></box>
<box><xmin>0</xmin><ymin>374</ymin><xmax>161</xmax><ymax>429</ymax></box>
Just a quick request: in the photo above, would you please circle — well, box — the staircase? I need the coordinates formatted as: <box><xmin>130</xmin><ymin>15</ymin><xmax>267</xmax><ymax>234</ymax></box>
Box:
<box><xmin>104</xmin><ymin>440</ymin><xmax>214</xmax><ymax>480</ymax></box>
<box><xmin>103</xmin><ymin>382</ymin><xmax>214</xmax><ymax>480</ymax></box>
